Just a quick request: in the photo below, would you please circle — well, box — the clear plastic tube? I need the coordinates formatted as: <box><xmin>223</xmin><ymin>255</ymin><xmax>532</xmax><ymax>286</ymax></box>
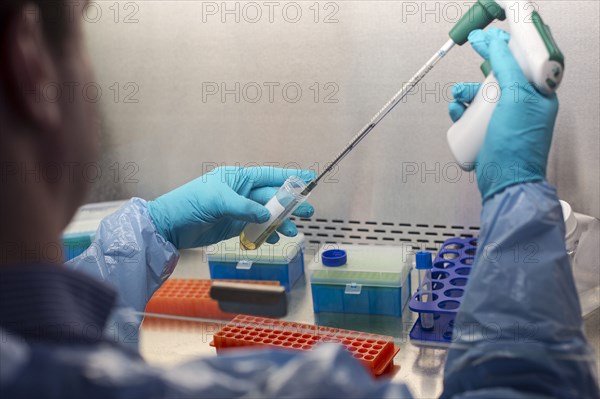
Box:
<box><xmin>418</xmin><ymin>269</ymin><xmax>434</xmax><ymax>330</ymax></box>
<box><xmin>240</xmin><ymin>176</ymin><xmax>309</xmax><ymax>250</ymax></box>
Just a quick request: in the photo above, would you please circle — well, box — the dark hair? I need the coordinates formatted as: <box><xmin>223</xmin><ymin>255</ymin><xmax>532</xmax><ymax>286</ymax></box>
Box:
<box><xmin>1</xmin><ymin>0</ymin><xmax>71</xmax><ymax>50</ymax></box>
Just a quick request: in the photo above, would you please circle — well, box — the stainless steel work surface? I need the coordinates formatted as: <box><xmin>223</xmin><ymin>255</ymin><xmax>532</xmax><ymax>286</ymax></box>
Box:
<box><xmin>140</xmin><ymin>247</ymin><xmax>600</xmax><ymax>398</ymax></box>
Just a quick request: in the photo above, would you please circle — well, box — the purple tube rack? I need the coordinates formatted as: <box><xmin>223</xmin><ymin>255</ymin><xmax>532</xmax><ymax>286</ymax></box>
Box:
<box><xmin>409</xmin><ymin>237</ymin><xmax>477</xmax><ymax>346</ymax></box>
<box><xmin>409</xmin><ymin>237</ymin><xmax>477</xmax><ymax>314</ymax></box>
<box><xmin>409</xmin><ymin>313</ymin><xmax>456</xmax><ymax>347</ymax></box>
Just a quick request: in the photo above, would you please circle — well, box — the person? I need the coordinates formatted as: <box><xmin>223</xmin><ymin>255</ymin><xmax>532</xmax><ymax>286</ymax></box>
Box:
<box><xmin>0</xmin><ymin>1</ymin><xmax>597</xmax><ymax>398</ymax></box>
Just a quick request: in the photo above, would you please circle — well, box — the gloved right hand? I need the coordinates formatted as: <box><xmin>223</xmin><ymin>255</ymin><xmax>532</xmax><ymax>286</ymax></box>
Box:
<box><xmin>448</xmin><ymin>27</ymin><xmax>560</xmax><ymax>201</ymax></box>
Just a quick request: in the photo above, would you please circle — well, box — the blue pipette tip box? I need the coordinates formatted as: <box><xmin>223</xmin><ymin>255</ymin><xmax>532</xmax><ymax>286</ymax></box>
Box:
<box><xmin>207</xmin><ymin>234</ymin><xmax>305</xmax><ymax>292</ymax></box>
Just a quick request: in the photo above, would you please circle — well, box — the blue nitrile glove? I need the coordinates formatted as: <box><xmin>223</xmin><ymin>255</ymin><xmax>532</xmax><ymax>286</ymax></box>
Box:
<box><xmin>148</xmin><ymin>167</ymin><xmax>315</xmax><ymax>249</ymax></box>
<box><xmin>448</xmin><ymin>27</ymin><xmax>559</xmax><ymax>201</ymax></box>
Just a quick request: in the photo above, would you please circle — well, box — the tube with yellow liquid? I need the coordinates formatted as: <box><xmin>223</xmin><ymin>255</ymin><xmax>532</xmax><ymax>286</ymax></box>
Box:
<box><xmin>240</xmin><ymin>176</ymin><xmax>310</xmax><ymax>250</ymax></box>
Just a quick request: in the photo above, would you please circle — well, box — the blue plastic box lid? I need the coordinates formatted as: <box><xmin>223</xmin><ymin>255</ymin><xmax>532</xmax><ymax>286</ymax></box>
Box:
<box><xmin>309</xmin><ymin>244</ymin><xmax>411</xmax><ymax>288</ymax></box>
<box><xmin>206</xmin><ymin>233</ymin><xmax>305</xmax><ymax>264</ymax></box>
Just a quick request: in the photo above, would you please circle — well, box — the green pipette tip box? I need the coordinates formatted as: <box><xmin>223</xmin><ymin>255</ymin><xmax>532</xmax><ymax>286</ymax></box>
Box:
<box><xmin>309</xmin><ymin>244</ymin><xmax>413</xmax><ymax>317</ymax></box>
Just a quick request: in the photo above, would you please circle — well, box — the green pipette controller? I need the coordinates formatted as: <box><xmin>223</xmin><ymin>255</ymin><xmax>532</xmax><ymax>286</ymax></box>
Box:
<box><xmin>448</xmin><ymin>0</ymin><xmax>564</xmax><ymax>170</ymax></box>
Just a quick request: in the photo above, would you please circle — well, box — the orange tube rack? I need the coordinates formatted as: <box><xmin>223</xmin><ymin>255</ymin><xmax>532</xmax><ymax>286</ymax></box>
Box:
<box><xmin>146</xmin><ymin>279</ymin><xmax>280</xmax><ymax>320</ymax></box>
<box><xmin>211</xmin><ymin>315</ymin><xmax>400</xmax><ymax>376</ymax></box>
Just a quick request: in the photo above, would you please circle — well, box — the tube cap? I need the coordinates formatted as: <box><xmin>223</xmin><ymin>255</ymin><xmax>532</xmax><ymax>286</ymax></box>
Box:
<box><xmin>415</xmin><ymin>251</ymin><xmax>433</xmax><ymax>270</ymax></box>
<box><xmin>322</xmin><ymin>249</ymin><xmax>347</xmax><ymax>267</ymax></box>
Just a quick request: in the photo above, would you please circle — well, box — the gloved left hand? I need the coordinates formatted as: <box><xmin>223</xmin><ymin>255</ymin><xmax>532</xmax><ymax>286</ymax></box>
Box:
<box><xmin>148</xmin><ymin>167</ymin><xmax>315</xmax><ymax>249</ymax></box>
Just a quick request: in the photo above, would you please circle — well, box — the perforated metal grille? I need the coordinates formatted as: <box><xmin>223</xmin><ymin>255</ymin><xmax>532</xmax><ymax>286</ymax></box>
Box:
<box><xmin>290</xmin><ymin>217</ymin><xmax>479</xmax><ymax>252</ymax></box>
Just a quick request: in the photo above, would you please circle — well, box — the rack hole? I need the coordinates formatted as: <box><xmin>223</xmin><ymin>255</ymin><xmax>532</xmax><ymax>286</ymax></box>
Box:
<box><xmin>441</xmin><ymin>251</ymin><xmax>459</xmax><ymax>260</ymax></box>
<box><xmin>444</xmin><ymin>243</ymin><xmax>464</xmax><ymax>250</ymax></box>
<box><xmin>434</xmin><ymin>261</ymin><xmax>454</xmax><ymax>269</ymax></box>
<box><xmin>439</xmin><ymin>300</ymin><xmax>460</xmax><ymax>310</ymax></box>
<box><xmin>461</xmin><ymin>257</ymin><xmax>474</xmax><ymax>265</ymax></box>
<box><xmin>450</xmin><ymin>277</ymin><xmax>468</xmax><ymax>287</ymax></box>
<box><xmin>444</xmin><ymin>289</ymin><xmax>464</xmax><ymax>298</ymax></box>
<box><xmin>417</xmin><ymin>293</ymin><xmax>439</xmax><ymax>302</ymax></box>
<box><xmin>432</xmin><ymin>271</ymin><xmax>450</xmax><ymax>280</ymax></box>
<box><xmin>464</xmin><ymin>248</ymin><xmax>476</xmax><ymax>256</ymax></box>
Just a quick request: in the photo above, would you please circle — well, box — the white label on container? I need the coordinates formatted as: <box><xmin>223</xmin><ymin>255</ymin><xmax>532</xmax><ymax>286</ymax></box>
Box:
<box><xmin>236</xmin><ymin>260</ymin><xmax>253</xmax><ymax>270</ymax></box>
<box><xmin>243</xmin><ymin>196</ymin><xmax>286</xmax><ymax>242</ymax></box>
<box><xmin>345</xmin><ymin>283</ymin><xmax>362</xmax><ymax>295</ymax></box>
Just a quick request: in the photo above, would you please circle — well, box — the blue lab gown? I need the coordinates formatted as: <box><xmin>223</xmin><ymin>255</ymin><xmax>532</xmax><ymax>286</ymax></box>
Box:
<box><xmin>0</xmin><ymin>182</ymin><xmax>598</xmax><ymax>398</ymax></box>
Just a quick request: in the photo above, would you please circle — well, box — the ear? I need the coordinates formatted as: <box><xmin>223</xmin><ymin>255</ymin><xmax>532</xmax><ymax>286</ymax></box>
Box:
<box><xmin>3</xmin><ymin>4</ymin><xmax>62</xmax><ymax>133</ymax></box>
